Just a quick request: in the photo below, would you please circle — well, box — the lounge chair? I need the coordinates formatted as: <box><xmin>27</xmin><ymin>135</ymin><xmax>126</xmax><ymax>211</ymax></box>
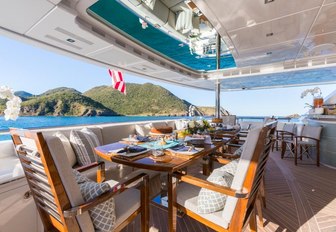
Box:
<box><xmin>172</xmin><ymin>122</ymin><xmax>275</xmax><ymax>231</ymax></box>
<box><xmin>10</xmin><ymin>129</ymin><xmax>149</xmax><ymax>232</ymax></box>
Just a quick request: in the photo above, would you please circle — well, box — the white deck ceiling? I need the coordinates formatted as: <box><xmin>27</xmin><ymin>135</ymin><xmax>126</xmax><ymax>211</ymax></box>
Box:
<box><xmin>193</xmin><ymin>0</ymin><xmax>336</xmax><ymax>67</ymax></box>
<box><xmin>1</xmin><ymin>0</ymin><xmax>336</xmax><ymax>91</ymax></box>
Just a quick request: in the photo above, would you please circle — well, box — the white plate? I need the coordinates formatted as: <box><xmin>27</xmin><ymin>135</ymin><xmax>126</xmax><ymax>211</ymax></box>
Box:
<box><xmin>117</xmin><ymin>149</ymin><xmax>149</xmax><ymax>157</ymax></box>
<box><xmin>167</xmin><ymin>147</ymin><xmax>203</xmax><ymax>155</ymax></box>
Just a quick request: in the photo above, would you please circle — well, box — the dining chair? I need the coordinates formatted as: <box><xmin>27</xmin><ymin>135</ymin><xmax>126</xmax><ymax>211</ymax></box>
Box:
<box><xmin>10</xmin><ymin>128</ymin><xmax>149</xmax><ymax>232</ymax></box>
<box><xmin>222</xmin><ymin>115</ymin><xmax>237</xmax><ymax>126</ymax></box>
<box><xmin>172</xmin><ymin>122</ymin><xmax>275</xmax><ymax>231</ymax></box>
<box><xmin>280</xmin><ymin>123</ymin><xmax>298</xmax><ymax>159</ymax></box>
<box><xmin>295</xmin><ymin>125</ymin><xmax>323</xmax><ymax>166</ymax></box>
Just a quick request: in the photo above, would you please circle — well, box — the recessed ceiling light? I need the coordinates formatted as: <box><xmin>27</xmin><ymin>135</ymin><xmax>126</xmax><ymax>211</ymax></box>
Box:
<box><xmin>265</xmin><ymin>0</ymin><xmax>274</xmax><ymax>4</ymax></box>
<box><xmin>66</xmin><ymin>38</ymin><xmax>75</xmax><ymax>43</ymax></box>
<box><xmin>266</xmin><ymin>32</ymin><xmax>274</xmax><ymax>37</ymax></box>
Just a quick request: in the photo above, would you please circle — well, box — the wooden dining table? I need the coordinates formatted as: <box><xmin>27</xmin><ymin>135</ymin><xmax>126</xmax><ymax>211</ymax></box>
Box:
<box><xmin>95</xmin><ymin>138</ymin><xmax>231</xmax><ymax>232</ymax></box>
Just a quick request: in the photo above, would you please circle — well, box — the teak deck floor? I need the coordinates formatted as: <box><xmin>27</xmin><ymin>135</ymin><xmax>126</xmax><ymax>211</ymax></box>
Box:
<box><xmin>122</xmin><ymin>151</ymin><xmax>336</xmax><ymax>232</ymax></box>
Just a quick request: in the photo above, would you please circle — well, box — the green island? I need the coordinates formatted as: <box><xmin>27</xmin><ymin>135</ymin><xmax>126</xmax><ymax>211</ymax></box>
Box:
<box><xmin>0</xmin><ymin>83</ymin><xmax>200</xmax><ymax>116</ymax></box>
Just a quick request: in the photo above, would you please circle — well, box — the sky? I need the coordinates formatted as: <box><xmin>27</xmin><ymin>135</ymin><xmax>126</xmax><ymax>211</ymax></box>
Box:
<box><xmin>1</xmin><ymin>35</ymin><xmax>336</xmax><ymax>117</ymax></box>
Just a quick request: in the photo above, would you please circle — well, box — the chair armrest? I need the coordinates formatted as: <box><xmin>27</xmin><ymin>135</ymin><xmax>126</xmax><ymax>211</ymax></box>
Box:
<box><xmin>63</xmin><ymin>173</ymin><xmax>149</xmax><ymax>218</ymax></box>
<box><xmin>212</xmin><ymin>152</ymin><xmax>240</xmax><ymax>159</ymax></box>
<box><xmin>276</xmin><ymin>130</ymin><xmax>295</xmax><ymax>137</ymax></box>
<box><xmin>211</xmin><ymin>152</ymin><xmax>240</xmax><ymax>165</ymax></box>
<box><xmin>75</xmin><ymin>161</ymin><xmax>106</xmax><ymax>183</ymax></box>
<box><xmin>227</xmin><ymin>143</ymin><xmax>244</xmax><ymax>148</ymax></box>
<box><xmin>295</xmin><ymin>136</ymin><xmax>319</xmax><ymax>141</ymax></box>
<box><xmin>75</xmin><ymin>161</ymin><xmax>105</xmax><ymax>172</ymax></box>
<box><xmin>173</xmin><ymin>172</ymin><xmax>247</xmax><ymax>198</ymax></box>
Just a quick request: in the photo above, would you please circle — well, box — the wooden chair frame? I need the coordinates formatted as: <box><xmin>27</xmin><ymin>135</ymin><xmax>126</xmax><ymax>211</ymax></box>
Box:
<box><xmin>10</xmin><ymin>129</ymin><xmax>149</xmax><ymax>232</ymax></box>
<box><xmin>295</xmin><ymin>135</ymin><xmax>320</xmax><ymax>166</ymax></box>
<box><xmin>172</xmin><ymin>123</ymin><xmax>276</xmax><ymax>232</ymax></box>
<box><xmin>280</xmin><ymin>130</ymin><xmax>296</xmax><ymax>159</ymax></box>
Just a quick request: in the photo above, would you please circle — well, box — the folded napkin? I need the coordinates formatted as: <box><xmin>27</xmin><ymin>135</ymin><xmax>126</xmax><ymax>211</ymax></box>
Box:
<box><xmin>136</xmin><ymin>135</ymin><xmax>151</xmax><ymax>142</ymax></box>
<box><xmin>110</xmin><ymin>145</ymin><xmax>147</xmax><ymax>154</ymax></box>
<box><xmin>127</xmin><ymin>145</ymin><xmax>147</xmax><ymax>153</ymax></box>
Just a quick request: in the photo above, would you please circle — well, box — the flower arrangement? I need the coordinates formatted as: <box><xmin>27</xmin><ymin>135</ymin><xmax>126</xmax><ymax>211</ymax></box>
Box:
<box><xmin>301</xmin><ymin>87</ymin><xmax>322</xmax><ymax>99</ymax></box>
<box><xmin>301</xmin><ymin>87</ymin><xmax>324</xmax><ymax>108</ymax></box>
<box><xmin>0</xmin><ymin>86</ymin><xmax>21</xmax><ymax>120</ymax></box>
<box><xmin>185</xmin><ymin>119</ymin><xmax>210</xmax><ymax>134</ymax></box>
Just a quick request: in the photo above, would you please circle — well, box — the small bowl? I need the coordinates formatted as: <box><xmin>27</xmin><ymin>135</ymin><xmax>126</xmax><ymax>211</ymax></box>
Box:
<box><xmin>152</xmin><ymin>149</ymin><xmax>164</xmax><ymax>157</ymax></box>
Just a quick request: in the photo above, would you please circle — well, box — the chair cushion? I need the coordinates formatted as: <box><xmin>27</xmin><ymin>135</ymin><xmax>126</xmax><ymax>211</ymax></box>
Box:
<box><xmin>53</xmin><ymin>131</ymin><xmax>77</xmax><ymax>167</ymax></box>
<box><xmin>45</xmin><ymin>136</ymin><xmax>94</xmax><ymax>231</ymax></box>
<box><xmin>73</xmin><ymin>170</ymin><xmax>116</xmax><ymax>232</ymax></box>
<box><xmin>177</xmin><ymin>180</ymin><xmax>229</xmax><ymax>229</ymax></box>
<box><xmin>114</xmin><ymin>188</ymin><xmax>141</xmax><ymax>228</ymax></box>
<box><xmin>222</xmin><ymin>127</ymin><xmax>262</xmax><ymax>224</ymax></box>
<box><xmin>197</xmin><ymin>170</ymin><xmax>234</xmax><ymax>214</ymax></box>
<box><xmin>70</xmin><ymin>128</ymin><xmax>100</xmax><ymax>166</ymax></box>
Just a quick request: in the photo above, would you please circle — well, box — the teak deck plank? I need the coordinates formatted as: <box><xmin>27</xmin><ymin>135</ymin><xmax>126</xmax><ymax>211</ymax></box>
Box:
<box><xmin>121</xmin><ymin>151</ymin><xmax>336</xmax><ymax>232</ymax></box>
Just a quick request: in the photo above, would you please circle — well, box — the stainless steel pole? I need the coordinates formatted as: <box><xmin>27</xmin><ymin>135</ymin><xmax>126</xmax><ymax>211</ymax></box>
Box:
<box><xmin>215</xmin><ymin>34</ymin><xmax>221</xmax><ymax>118</ymax></box>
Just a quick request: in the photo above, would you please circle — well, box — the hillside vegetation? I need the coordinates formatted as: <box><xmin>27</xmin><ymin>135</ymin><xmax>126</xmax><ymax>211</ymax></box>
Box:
<box><xmin>84</xmin><ymin>83</ymin><xmax>191</xmax><ymax>116</ymax></box>
<box><xmin>0</xmin><ymin>83</ymin><xmax>193</xmax><ymax>116</ymax></box>
<box><xmin>20</xmin><ymin>88</ymin><xmax>117</xmax><ymax>116</ymax></box>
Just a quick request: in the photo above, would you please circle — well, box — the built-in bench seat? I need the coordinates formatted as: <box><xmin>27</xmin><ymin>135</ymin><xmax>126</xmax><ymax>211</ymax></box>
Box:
<box><xmin>32</xmin><ymin>120</ymin><xmax>176</xmax><ymax>181</ymax></box>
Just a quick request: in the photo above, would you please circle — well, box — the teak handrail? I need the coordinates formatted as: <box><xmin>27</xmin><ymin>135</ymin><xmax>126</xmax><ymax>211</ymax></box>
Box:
<box><xmin>173</xmin><ymin>172</ymin><xmax>248</xmax><ymax>198</ymax></box>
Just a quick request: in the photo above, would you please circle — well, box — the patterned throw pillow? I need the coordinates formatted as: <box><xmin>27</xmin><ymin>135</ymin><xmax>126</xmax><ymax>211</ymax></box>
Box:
<box><xmin>72</xmin><ymin>169</ymin><xmax>92</xmax><ymax>184</ymax></box>
<box><xmin>197</xmin><ymin>171</ymin><xmax>234</xmax><ymax>214</ymax></box>
<box><xmin>135</xmin><ymin>123</ymin><xmax>152</xmax><ymax>136</ymax></box>
<box><xmin>233</xmin><ymin>145</ymin><xmax>244</xmax><ymax>156</ymax></box>
<box><xmin>219</xmin><ymin>159</ymin><xmax>240</xmax><ymax>176</ymax></box>
<box><xmin>72</xmin><ymin>170</ymin><xmax>116</xmax><ymax>232</ymax></box>
<box><xmin>70</xmin><ymin>128</ymin><xmax>101</xmax><ymax>166</ymax></box>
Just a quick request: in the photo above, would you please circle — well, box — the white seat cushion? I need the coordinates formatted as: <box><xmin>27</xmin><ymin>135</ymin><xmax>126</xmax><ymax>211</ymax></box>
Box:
<box><xmin>177</xmin><ymin>181</ymin><xmax>229</xmax><ymax>229</ymax></box>
<box><xmin>114</xmin><ymin>188</ymin><xmax>140</xmax><ymax>228</ymax></box>
<box><xmin>222</xmin><ymin>127</ymin><xmax>262</xmax><ymax>224</ymax></box>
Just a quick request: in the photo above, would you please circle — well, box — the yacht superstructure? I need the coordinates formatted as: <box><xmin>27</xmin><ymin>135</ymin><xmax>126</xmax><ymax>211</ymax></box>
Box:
<box><xmin>1</xmin><ymin>0</ymin><xmax>336</xmax><ymax>90</ymax></box>
<box><xmin>1</xmin><ymin>1</ymin><xmax>336</xmax><ymax>231</ymax></box>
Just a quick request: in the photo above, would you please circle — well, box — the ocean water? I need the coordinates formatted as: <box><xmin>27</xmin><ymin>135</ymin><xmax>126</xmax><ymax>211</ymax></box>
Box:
<box><xmin>0</xmin><ymin>116</ymin><xmax>185</xmax><ymax>141</ymax></box>
<box><xmin>0</xmin><ymin>115</ymin><xmax>299</xmax><ymax>141</ymax></box>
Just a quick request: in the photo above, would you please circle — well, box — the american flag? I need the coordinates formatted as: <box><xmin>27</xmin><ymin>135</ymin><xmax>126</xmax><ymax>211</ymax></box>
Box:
<box><xmin>108</xmin><ymin>69</ymin><xmax>126</xmax><ymax>95</ymax></box>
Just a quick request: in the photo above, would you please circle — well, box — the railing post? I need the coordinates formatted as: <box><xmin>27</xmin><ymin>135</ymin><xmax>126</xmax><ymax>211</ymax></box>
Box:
<box><xmin>215</xmin><ymin>34</ymin><xmax>221</xmax><ymax>118</ymax></box>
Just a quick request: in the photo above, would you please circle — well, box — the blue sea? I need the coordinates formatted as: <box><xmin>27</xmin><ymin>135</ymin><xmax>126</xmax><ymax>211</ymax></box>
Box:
<box><xmin>0</xmin><ymin>115</ymin><xmax>299</xmax><ymax>141</ymax></box>
<box><xmin>0</xmin><ymin>116</ymin><xmax>185</xmax><ymax>141</ymax></box>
